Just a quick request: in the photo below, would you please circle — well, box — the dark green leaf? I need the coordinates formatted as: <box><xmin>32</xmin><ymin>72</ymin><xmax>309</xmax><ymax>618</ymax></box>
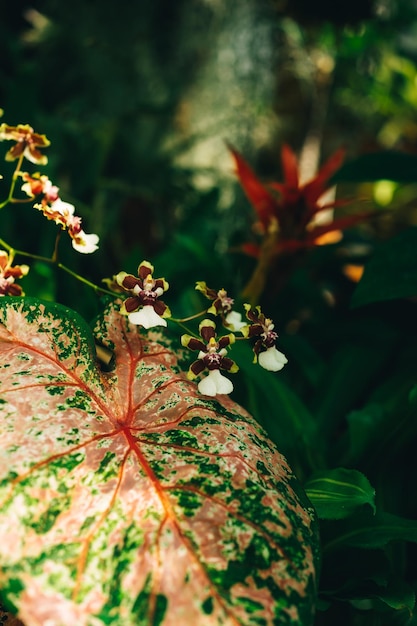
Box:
<box><xmin>230</xmin><ymin>340</ymin><xmax>322</xmax><ymax>476</ymax></box>
<box><xmin>332</xmin><ymin>151</ymin><xmax>417</xmax><ymax>183</ymax></box>
<box><xmin>313</xmin><ymin>318</ymin><xmax>399</xmax><ymax>437</ymax></box>
<box><xmin>305</xmin><ymin>468</ymin><xmax>375</xmax><ymax>519</ymax></box>
<box><xmin>375</xmin><ymin>578</ymin><xmax>415</xmax><ymax>614</ymax></box>
<box><xmin>280</xmin><ymin>333</ymin><xmax>325</xmax><ymax>389</ymax></box>
<box><xmin>352</xmin><ymin>227</ymin><xmax>417</xmax><ymax>307</ymax></box>
<box><xmin>324</xmin><ymin>510</ymin><xmax>417</xmax><ymax>552</ymax></box>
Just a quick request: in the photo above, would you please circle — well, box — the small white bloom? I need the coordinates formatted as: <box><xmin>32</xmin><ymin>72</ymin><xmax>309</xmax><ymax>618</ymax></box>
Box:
<box><xmin>21</xmin><ymin>181</ymin><xmax>33</xmax><ymax>197</ymax></box>
<box><xmin>198</xmin><ymin>369</ymin><xmax>234</xmax><ymax>396</ymax></box>
<box><xmin>258</xmin><ymin>346</ymin><xmax>288</xmax><ymax>372</ymax></box>
<box><xmin>51</xmin><ymin>199</ymin><xmax>76</xmax><ymax>220</ymax></box>
<box><xmin>71</xmin><ymin>231</ymin><xmax>99</xmax><ymax>254</ymax></box>
<box><xmin>225</xmin><ymin>310</ymin><xmax>247</xmax><ymax>332</ymax></box>
<box><xmin>128</xmin><ymin>304</ymin><xmax>167</xmax><ymax>329</ymax></box>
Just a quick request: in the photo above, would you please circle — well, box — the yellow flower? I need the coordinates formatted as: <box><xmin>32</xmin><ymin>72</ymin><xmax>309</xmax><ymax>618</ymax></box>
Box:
<box><xmin>0</xmin><ymin>123</ymin><xmax>50</xmax><ymax>164</ymax></box>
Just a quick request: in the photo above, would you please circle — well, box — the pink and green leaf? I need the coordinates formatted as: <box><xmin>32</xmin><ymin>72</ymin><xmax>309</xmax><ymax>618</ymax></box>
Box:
<box><xmin>0</xmin><ymin>298</ymin><xmax>318</xmax><ymax>626</ymax></box>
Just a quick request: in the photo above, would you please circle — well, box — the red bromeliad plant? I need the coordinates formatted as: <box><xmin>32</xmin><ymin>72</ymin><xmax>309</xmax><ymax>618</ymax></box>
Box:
<box><xmin>0</xmin><ymin>298</ymin><xmax>319</xmax><ymax>626</ymax></box>
<box><xmin>229</xmin><ymin>144</ymin><xmax>369</xmax><ymax>303</ymax></box>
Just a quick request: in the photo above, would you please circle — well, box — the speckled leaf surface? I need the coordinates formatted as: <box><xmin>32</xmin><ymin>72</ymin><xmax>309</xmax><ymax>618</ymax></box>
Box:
<box><xmin>0</xmin><ymin>298</ymin><xmax>318</xmax><ymax>626</ymax></box>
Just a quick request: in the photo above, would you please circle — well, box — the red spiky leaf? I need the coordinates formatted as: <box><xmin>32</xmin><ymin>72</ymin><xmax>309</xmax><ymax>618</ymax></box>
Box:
<box><xmin>303</xmin><ymin>148</ymin><xmax>346</xmax><ymax>206</ymax></box>
<box><xmin>229</xmin><ymin>145</ymin><xmax>278</xmax><ymax>230</ymax></box>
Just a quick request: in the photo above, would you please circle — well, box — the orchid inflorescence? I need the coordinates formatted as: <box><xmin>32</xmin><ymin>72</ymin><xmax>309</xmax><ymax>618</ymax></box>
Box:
<box><xmin>113</xmin><ymin>260</ymin><xmax>287</xmax><ymax>396</ymax></box>
<box><xmin>0</xmin><ymin>116</ymin><xmax>288</xmax><ymax>397</ymax></box>
<box><xmin>0</xmin><ymin>122</ymin><xmax>99</xmax><ymax>256</ymax></box>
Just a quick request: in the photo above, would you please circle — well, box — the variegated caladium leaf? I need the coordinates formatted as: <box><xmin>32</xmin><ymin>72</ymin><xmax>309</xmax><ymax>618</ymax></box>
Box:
<box><xmin>0</xmin><ymin>602</ymin><xmax>24</xmax><ymax>626</ymax></box>
<box><xmin>0</xmin><ymin>298</ymin><xmax>319</xmax><ymax>626</ymax></box>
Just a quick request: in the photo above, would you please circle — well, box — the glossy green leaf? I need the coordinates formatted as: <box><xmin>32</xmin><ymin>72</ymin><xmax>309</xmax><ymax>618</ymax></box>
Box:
<box><xmin>313</xmin><ymin>318</ymin><xmax>399</xmax><ymax>438</ymax></box>
<box><xmin>0</xmin><ymin>601</ymin><xmax>23</xmax><ymax>626</ymax></box>
<box><xmin>320</xmin><ymin>546</ymin><xmax>415</xmax><ymax>618</ymax></box>
<box><xmin>351</xmin><ymin>227</ymin><xmax>417</xmax><ymax>307</ymax></box>
<box><xmin>374</xmin><ymin>578</ymin><xmax>415</xmax><ymax>615</ymax></box>
<box><xmin>323</xmin><ymin>510</ymin><xmax>417</xmax><ymax>552</ymax></box>
<box><xmin>332</xmin><ymin>151</ymin><xmax>417</xmax><ymax>183</ymax></box>
<box><xmin>0</xmin><ymin>298</ymin><xmax>318</xmax><ymax>626</ymax></box>
<box><xmin>305</xmin><ymin>469</ymin><xmax>375</xmax><ymax>520</ymax></box>
<box><xmin>230</xmin><ymin>339</ymin><xmax>322</xmax><ymax>476</ymax></box>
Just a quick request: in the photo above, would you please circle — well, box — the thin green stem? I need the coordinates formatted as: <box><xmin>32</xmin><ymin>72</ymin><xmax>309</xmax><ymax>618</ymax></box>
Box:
<box><xmin>0</xmin><ymin>154</ymin><xmax>25</xmax><ymax>209</ymax></box>
<box><xmin>0</xmin><ymin>237</ymin><xmax>12</xmax><ymax>252</ymax></box>
<box><xmin>0</xmin><ymin>236</ymin><xmax>118</xmax><ymax>298</ymax></box>
<box><xmin>0</xmin><ymin>238</ymin><xmax>57</xmax><ymax>264</ymax></box>
<box><xmin>52</xmin><ymin>230</ymin><xmax>62</xmax><ymax>263</ymax></box>
<box><xmin>9</xmin><ymin>198</ymin><xmax>33</xmax><ymax>204</ymax></box>
<box><xmin>167</xmin><ymin>318</ymin><xmax>199</xmax><ymax>337</ymax></box>
<box><xmin>56</xmin><ymin>263</ymin><xmax>117</xmax><ymax>297</ymax></box>
<box><xmin>170</xmin><ymin>310</ymin><xmax>206</xmax><ymax>323</ymax></box>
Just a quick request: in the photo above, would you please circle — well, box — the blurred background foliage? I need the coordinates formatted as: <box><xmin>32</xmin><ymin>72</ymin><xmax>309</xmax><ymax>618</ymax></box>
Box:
<box><xmin>2</xmin><ymin>0</ymin><xmax>417</xmax><ymax>624</ymax></box>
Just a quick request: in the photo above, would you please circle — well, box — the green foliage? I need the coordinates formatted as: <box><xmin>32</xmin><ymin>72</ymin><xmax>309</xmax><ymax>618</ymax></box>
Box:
<box><xmin>305</xmin><ymin>469</ymin><xmax>376</xmax><ymax>520</ymax></box>
<box><xmin>352</xmin><ymin>227</ymin><xmax>417</xmax><ymax>307</ymax></box>
<box><xmin>334</xmin><ymin>152</ymin><xmax>417</xmax><ymax>183</ymax></box>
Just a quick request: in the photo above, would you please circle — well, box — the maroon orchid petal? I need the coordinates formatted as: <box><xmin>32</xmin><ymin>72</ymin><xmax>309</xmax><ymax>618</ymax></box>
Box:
<box><xmin>219</xmin><ymin>356</ymin><xmax>236</xmax><ymax>371</ymax></box>
<box><xmin>200</xmin><ymin>323</ymin><xmax>216</xmax><ymax>344</ymax></box>
<box><xmin>7</xmin><ymin>143</ymin><xmax>25</xmax><ymax>160</ymax></box>
<box><xmin>218</xmin><ymin>335</ymin><xmax>232</xmax><ymax>350</ymax></box>
<box><xmin>229</xmin><ymin>145</ymin><xmax>278</xmax><ymax>231</ymax></box>
<box><xmin>245</xmin><ymin>308</ymin><xmax>259</xmax><ymax>324</ymax></box>
<box><xmin>5</xmin><ymin>267</ymin><xmax>25</xmax><ymax>279</ymax></box>
<box><xmin>138</xmin><ymin>262</ymin><xmax>153</xmax><ymax>280</ymax></box>
<box><xmin>186</xmin><ymin>338</ymin><xmax>207</xmax><ymax>352</ymax></box>
<box><xmin>28</xmin><ymin>147</ymin><xmax>48</xmax><ymax>162</ymax></box>
<box><xmin>244</xmin><ymin>307</ymin><xmax>261</xmax><ymax>325</ymax></box>
<box><xmin>153</xmin><ymin>278</ymin><xmax>166</xmax><ymax>290</ymax></box>
<box><xmin>124</xmin><ymin>296</ymin><xmax>141</xmax><ymax>313</ymax></box>
<box><xmin>190</xmin><ymin>360</ymin><xmax>206</xmax><ymax>376</ymax></box>
<box><xmin>248</xmin><ymin>323</ymin><xmax>264</xmax><ymax>338</ymax></box>
<box><xmin>122</xmin><ymin>275</ymin><xmax>141</xmax><ymax>290</ymax></box>
<box><xmin>253</xmin><ymin>339</ymin><xmax>264</xmax><ymax>356</ymax></box>
<box><xmin>31</xmin><ymin>132</ymin><xmax>50</xmax><ymax>147</ymax></box>
<box><xmin>152</xmin><ymin>300</ymin><xmax>168</xmax><ymax>316</ymax></box>
<box><xmin>0</xmin><ymin>282</ymin><xmax>23</xmax><ymax>296</ymax></box>
<box><xmin>206</xmin><ymin>287</ymin><xmax>219</xmax><ymax>300</ymax></box>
